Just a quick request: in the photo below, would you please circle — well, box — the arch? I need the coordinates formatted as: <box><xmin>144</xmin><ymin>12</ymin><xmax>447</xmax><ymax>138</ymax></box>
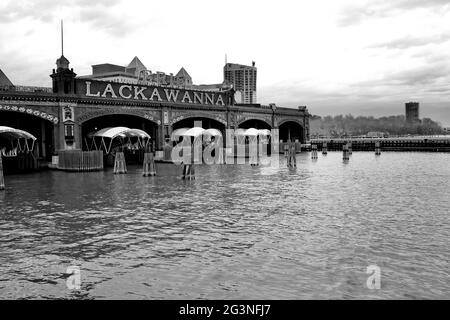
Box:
<box><xmin>0</xmin><ymin>104</ymin><xmax>59</xmax><ymax>124</ymax></box>
<box><xmin>77</xmin><ymin>108</ymin><xmax>161</xmax><ymax>126</ymax></box>
<box><xmin>277</xmin><ymin>118</ymin><xmax>304</xmax><ymax>127</ymax></box>
<box><xmin>170</xmin><ymin>112</ymin><xmax>227</xmax><ymax>126</ymax></box>
<box><xmin>279</xmin><ymin>120</ymin><xmax>305</xmax><ymax>143</ymax></box>
<box><xmin>0</xmin><ymin>110</ymin><xmax>55</xmax><ymax>161</ymax></box>
<box><xmin>238</xmin><ymin>118</ymin><xmax>272</xmax><ymax>129</ymax></box>
<box><xmin>172</xmin><ymin>116</ymin><xmax>226</xmax><ymax>130</ymax></box>
<box><xmin>80</xmin><ymin>114</ymin><xmax>158</xmax><ymax>156</ymax></box>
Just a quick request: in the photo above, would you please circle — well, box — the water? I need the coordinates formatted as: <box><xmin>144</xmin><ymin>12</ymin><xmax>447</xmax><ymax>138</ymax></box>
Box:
<box><xmin>0</xmin><ymin>152</ymin><xmax>449</xmax><ymax>299</ymax></box>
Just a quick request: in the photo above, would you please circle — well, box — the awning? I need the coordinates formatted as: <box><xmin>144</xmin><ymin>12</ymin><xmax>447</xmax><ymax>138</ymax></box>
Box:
<box><xmin>93</xmin><ymin>127</ymin><xmax>150</xmax><ymax>139</ymax></box>
<box><xmin>0</xmin><ymin>126</ymin><xmax>37</xmax><ymax>140</ymax></box>
<box><xmin>203</xmin><ymin>128</ymin><xmax>222</xmax><ymax>137</ymax></box>
<box><xmin>183</xmin><ymin>127</ymin><xmax>205</xmax><ymax>137</ymax></box>
<box><xmin>245</xmin><ymin>128</ymin><xmax>259</xmax><ymax>136</ymax></box>
<box><xmin>171</xmin><ymin>128</ymin><xmax>190</xmax><ymax>141</ymax></box>
<box><xmin>258</xmin><ymin>129</ymin><xmax>271</xmax><ymax>136</ymax></box>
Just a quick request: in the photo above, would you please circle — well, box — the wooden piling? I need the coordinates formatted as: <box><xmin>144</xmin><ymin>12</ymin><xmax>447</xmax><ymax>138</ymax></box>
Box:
<box><xmin>322</xmin><ymin>142</ymin><xmax>327</xmax><ymax>155</ymax></box>
<box><xmin>311</xmin><ymin>144</ymin><xmax>318</xmax><ymax>160</ymax></box>
<box><xmin>287</xmin><ymin>143</ymin><xmax>297</xmax><ymax>168</ymax></box>
<box><xmin>348</xmin><ymin>142</ymin><xmax>352</xmax><ymax>155</ymax></box>
<box><xmin>0</xmin><ymin>155</ymin><xmax>5</xmax><ymax>191</ymax></box>
<box><xmin>113</xmin><ymin>152</ymin><xmax>127</xmax><ymax>174</ymax></box>
<box><xmin>142</xmin><ymin>152</ymin><xmax>156</xmax><ymax>176</ymax></box>
<box><xmin>375</xmin><ymin>141</ymin><xmax>381</xmax><ymax>155</ymax></box>
<box><xmin>343</xmin><ymin>144</ymin><xmax>350</xmax><ymax>161</ymax></box>
<box><xmin>181</xmin><ymin>145</ymin><xmax>195</xmax><ymax>180</ymax></box>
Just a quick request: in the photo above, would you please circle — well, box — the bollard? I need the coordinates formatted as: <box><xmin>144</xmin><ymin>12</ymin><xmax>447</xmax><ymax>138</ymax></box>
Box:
<box><xmin>343</xmin><ymin>144</ymin><xmax>350</xmax><ymax>161</ymax></box>
<box><xmin>287</xmin><ymin>143</ymin><xmax>297</xmax><ymax>168</ymax></box>
<box><xmin>322</xmin><ymin>142</ymin><xmax>328</xmax><ymax>155</ymax></box>
<box><xmin>375</xmin><ymin>141</ymin><xmax>381</xmax><ymax>156</ymax></box>
<box><xmin>311</xmin><ymin>144</ymin><xmax>318</xmax><ymax>160</ymax></box>
<box><xmin>142</xmin><ymin>152</ymin><xmax>156</xmax><ymax>176</ymax></box>
<box><xmin>0</xmin><ymin>155</ymin><xmax>5</xmax><ymax>191</ymax></box>
<box><xmin>113</xmin><ymin>152</ymin><xmax>127</xmax><ymax>174</ymax></box>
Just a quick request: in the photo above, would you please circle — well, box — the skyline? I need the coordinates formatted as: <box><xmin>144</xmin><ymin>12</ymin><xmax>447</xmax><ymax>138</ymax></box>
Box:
<box><xmin>1</xmin><ymin>0</ymin><xmax>450</xmax><ymax>125</ymax></box>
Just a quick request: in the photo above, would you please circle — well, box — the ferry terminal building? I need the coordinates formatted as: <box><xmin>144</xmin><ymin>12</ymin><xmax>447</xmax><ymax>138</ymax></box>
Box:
<box><xmin>0</xmin><ymin>54</ymin><xmax>310</xmax><ymax>166</ymax></box>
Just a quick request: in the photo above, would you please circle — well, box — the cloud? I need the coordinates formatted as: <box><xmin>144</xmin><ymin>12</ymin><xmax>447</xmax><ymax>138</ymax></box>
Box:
<box><xmin>0</xmin><ymin>0</ymin><xmax>128</xmax><ymax>35</ymax></box>
<box><xmin>369</xmin><ymin>32</ymin><xmax>450</xmax><ymax>49</ymax></box>
<box><xmin>337</xmin><ymin>0</ymin><xmax>450</xmax><ymax>27</ymax></box>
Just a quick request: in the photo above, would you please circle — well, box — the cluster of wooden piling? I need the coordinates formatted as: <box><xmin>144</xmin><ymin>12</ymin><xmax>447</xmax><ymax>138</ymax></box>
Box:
<box><xmin>375</xmin><ymin>141</ymin><xmax>381</xmax><ymax>155</ymax></box>
<box><xmin>113</xmin><ymin>152</ymin><xmax>127</xmax><ymax>174</ymax></box>
<box><xmin>343</xmin><ymin>144</ymin><xmax>350</xmax><ymax>161</ymax></box>
<box><xmin>142</xmin><ymin>153</ymin><xmax>156</xmax><ymax>176</ymax></box>
<box><xmin>58</xmin><ymin>150</ymin><xmax>104</xmax><ymax>172</ymax></box>
<box><xmin>311</xmin><ymin>144</ymin><xmax>318</xmax><ymax>160</ymax></box>
<box><xmin>322</xmin><ymin>142</ymin><xmax>328</xmax><ymax>155</ymax></box>
<box><xmin>287</xmin><ymin>143</ymin><xmax>297</xmax><ymax>168</ymax></box>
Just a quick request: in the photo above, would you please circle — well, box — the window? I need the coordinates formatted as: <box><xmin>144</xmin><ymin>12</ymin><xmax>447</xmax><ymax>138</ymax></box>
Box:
<box><xmin>65</xmin><ymin>124</ymin><xmax>74</xmax><ymax>139</ymax></box>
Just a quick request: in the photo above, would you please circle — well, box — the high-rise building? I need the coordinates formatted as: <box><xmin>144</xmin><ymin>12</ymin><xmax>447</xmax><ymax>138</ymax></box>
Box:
<box><xmin>224</xmin><ymin>62</ymin><xmax>257</xmax><ymax>104</ymax></box>
<box><xmin>405</xmin><ymin>102</ymin><xmax>420</xmax><ymax>123</ymax></box>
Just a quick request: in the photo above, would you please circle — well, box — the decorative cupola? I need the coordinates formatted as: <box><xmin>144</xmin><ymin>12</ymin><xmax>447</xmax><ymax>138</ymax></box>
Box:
<box><xmin>50</xmin><ymin>20</ymin><xmax>76</xmax><ymax>94</ymax></box>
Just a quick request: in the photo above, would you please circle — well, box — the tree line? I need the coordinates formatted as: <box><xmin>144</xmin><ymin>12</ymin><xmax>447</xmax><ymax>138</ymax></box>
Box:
<box><xmin>310</xmin><ymin>114</ymin><xmax>444</xmax><ymax>138</ymax></box>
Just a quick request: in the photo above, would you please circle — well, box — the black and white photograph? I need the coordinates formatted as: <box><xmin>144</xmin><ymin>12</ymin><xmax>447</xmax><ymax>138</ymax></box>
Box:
<box><xmin>0</xmin><ymin>0</ymin><xmax>449</xmax><ymax>305</ymax></box>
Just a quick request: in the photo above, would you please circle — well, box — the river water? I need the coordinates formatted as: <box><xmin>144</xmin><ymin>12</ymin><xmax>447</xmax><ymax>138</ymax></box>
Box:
<box><xmin>0</xmin><ymin>152</ymin><xmax>449</xmax><ymax>299</ymax></box>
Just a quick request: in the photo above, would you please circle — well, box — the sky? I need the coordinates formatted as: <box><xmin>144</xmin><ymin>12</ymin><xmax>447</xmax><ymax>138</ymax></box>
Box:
<box><xmin>0</xmin><ymin>0</ymin><xmax>450</xmax><ymax>125</ymax></box>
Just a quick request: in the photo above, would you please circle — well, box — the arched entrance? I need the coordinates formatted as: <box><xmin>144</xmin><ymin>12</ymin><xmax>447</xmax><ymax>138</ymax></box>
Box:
<box><xmin>172</xmin><ymin>117</ymin><xmax>226</xmax><ymax>131</ymax></box>
<box><xmin>279</xmin><ymin>121</ymin><xmax>304</xmax><ymax>143</ymax></box>
<box><xmin>0</xmin><ymin>111</ymin><xmax>54</xmax><ymax>161</ymax></box>
<box><xmin>238</xmin><ymin>119</ymin><xmax>272</xmax><ymax>130</ymax></box>
<box><xmin>81</xmin><ymin>114</ymin><xmax>158</xmax><ymax>165</ymax></box>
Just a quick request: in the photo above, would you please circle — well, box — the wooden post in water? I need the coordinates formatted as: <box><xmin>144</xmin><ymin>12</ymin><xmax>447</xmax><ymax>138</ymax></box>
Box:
<box><xmin>322</xmin><ymin>142</ymin><xmax>328</xmax><ymax>155</ymax></box>
<box><xmin>0</xmin><ymin>155</ymin><xmax>5</xmax><ymax>191</ymax></box>
<box><xmin>343</xmin><ymin>144</ymin><xmax>350</xmax><ymax>161</ymax></box>
<box><xmin>182</xmin><ymin>145</ymin><xmax>195</xmax><ymax>180</ymax></box>
<box><xmin>311</xmin><ymin>144</ymin><xmax>318</xmax><ymax>160</ymax></box>
<box><xmin>113</xmin><ymin>152</ymin><xmax>127</xmax><ymax>174</ymax></box>
<box><xmin>142</xmin><ymin>152</ymin><xmax>156</xmax><ymax>176</ymax></box>
<box><xmin>375</xmin><ymin>141</ymin><xmax>381</xmax><ymax>155</ymax></box>
<box><xmin>348</xmin><ymin>142</ymin><xmax>352</xmax><ymax>155</ymax></box>
<box><xmin>287</xmin><ymin>142</ymin><xmax>297</xmax><ymax>168</ymax></box>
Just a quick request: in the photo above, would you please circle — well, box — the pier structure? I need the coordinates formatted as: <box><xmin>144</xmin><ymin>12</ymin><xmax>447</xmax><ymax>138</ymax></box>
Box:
<box><xmin>311</xmin><ymin>137</ymin><xmax>450</xmax><ymax>152</ymax></box>
<box><xmin>0</xmin><ymin>54</ymin><xmax>309</xmax><ymax>173</ymax></box>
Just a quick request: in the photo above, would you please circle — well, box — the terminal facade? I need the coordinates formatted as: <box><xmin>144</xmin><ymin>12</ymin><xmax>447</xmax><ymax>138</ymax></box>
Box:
<box><xmin>0</xmin><ymin>54</ymin><xmax>310</xmax><ymax>163</ymax></box>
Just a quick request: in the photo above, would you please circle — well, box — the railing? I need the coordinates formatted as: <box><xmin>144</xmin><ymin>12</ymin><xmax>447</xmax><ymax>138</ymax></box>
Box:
<box><xmin>57</xmin><ymin>150</ymin><xmax>104</xmax><ymax>171</ymax></box>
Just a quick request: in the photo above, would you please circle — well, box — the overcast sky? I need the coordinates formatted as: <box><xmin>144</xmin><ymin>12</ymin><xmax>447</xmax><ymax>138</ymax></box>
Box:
<box><xmin>1</xmin><ymin>0</ymin><xmax>449</xmax><ymax>125</ymax></box>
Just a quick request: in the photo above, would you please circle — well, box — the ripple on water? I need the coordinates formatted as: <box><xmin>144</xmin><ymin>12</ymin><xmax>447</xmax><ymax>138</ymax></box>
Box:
<box><xmin>0</xmin><ymin>152</ymin><xmax>449</xmax><ymax>299</ymax></box>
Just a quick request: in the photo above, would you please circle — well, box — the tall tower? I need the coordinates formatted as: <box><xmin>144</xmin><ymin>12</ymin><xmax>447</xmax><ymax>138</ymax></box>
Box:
<box><xmin>50</xmin><ymin>20</ymin><xmax>76</xmax><ymax>94</ymax></box>
<box><xmin>405</xmin><ymin>102</ymin><xmax>420</xmax><ymax>123</ymax></box>
<box><xmin>223</xmin><ymin>61</ymin><xmax>257</xmax><ymax>104</ymax></box>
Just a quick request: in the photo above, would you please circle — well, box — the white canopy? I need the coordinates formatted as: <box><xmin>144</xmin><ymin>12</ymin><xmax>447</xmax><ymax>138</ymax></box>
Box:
<box><xmin>171</xmin><ymin>128</ymin><xmax>190</xmax><ymax>141</ymax></box>
<box><xmin>0</xmin><ymin>126</ymin><xmax>37</xmax><ymax>140</ymax></box>
<box><xmin>245</xmin><ymin>128</ymin><xmax>260</xmax><ymax>137</ymax></box>
<box><xmin>93</xmin><ymin>127</ymin><xmax>150</xmax><ymax>139</ymax></box>
<box><xmin>183</xmin><ymin>127</ymin><xmax>205</xmax><ymax>137</ymax></box>
<box><xmin>235</xmin><ymin>128</ymin><xmax>271</xmax><ymax>137</ymax></box>
<box><xmin>203</xmin><ymin>128</ymin><xmax>222</xmax><ymax>137</ymax></box>
<box><xmin>258</xmin><ymin>129</ymin><xmax>271</xmax><ymax>136</ymax></box>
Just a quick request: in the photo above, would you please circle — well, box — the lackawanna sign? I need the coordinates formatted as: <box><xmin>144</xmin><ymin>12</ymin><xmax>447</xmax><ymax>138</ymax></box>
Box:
<box><xmin>79</xmin><ymin>80</ymin><xmax>227</xmax><ymax>106</ymax></box>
